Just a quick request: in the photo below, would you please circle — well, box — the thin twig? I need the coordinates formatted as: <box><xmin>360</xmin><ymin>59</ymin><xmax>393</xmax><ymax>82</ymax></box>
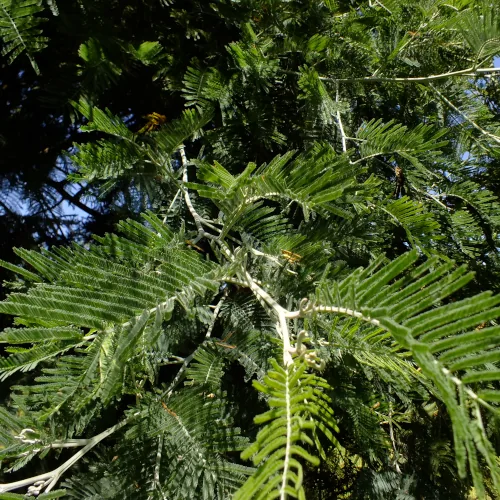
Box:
<box><xmin>250</xmin><ymin>248</ymin><xmax>298</xmax><ymax>275</ymax></box>
<box><xmin>162</xmin><ymin>188</ymin><xmax>182</xmax><ymax>225</ymax></box>
<box><xmin>430</xmin><ymin>84</ymin><xmax>500</xmax><ymax>146</ymax></box>
<box><xmin>318</xmin><ymin>66</ymin><xmax>500</xmax><ymax>84</ymax></box>
<box><xmin>153</xmin><ymin>433</ymin><xmax>163</xmax><ymax>492</ymax></box>
<box><xmin>164</xmin><ymin>352</ymin><xmax>196</xmax><ymax>399</ymax></box>
<box><xmin>411</xmin><ymin>185</ymin><xmax>451</xmax><ymax>211</ymax></box>
<box><xmin>180</xmin><ymin>147</ymin><xmax>205</xmax><ymax>236</ymax></box>
<box><xmin>241</xmin><ymin>268</ymin><xmax>293</xmax><ymax>365</ymax></box>
<box><xmin>0</xmin><ymin>415</ymin><xmax>137</xmax><ymax>494</ymax></box>
<box><xmin>440</xmin><ymin>365</ymin><xmax>500</xmax><ymax>415</ymax></box>
<box><xmin>178</xmin><ymin>146</ymin><xmax>218</xmax><ymax>244</ymax></box>
<box><xmin>245</xmin><ymin>192</ymin><xmax>283</xmax><ymax>204</ymax></box>
<box><xmin>387</xmin><ymin>389</ymin><xmax>402</xmax><ymax>474</ymax></box>
<box><xmin>213</xmin><ymin>238</ymin><xmax>294</xmax><ymax>365</ymax></box>
<box><xmin>88</xmin><ymin>303</ymin><xmax>169</xmax><ymax>339</ymax></box>
<box><xmin>205</xmin><ymin>291</ymin><xmax>228</xmax><ymax>338</ymax></box>
<box><xmin>286</xmin><ymin>302</ymin><xmax>382</xmax><ymax>328</ymax></box>
<box><xmin>369</xmin><ymin>0</ymin><xmax>392</xmax><ymax>13</ymax></box>
<box><xmin>336</xmin><ymin>84</ymin><xmax>348</xmax><ymax>153</ymax></box>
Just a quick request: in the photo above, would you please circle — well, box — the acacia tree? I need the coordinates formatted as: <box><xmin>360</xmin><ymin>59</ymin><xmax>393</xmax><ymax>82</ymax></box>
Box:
<box><xmin>1</xmin><ymin>0</ymin><xmax>500</xmax><ymax>498</ymax></box>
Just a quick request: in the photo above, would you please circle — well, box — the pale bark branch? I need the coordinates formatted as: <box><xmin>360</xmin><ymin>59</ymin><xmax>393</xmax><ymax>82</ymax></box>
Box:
<box><xmin>164</xmin><ymin>352</ymin><xmax>196</xmax><ymax>399</ymax></box>
<box><xmin>178</xmin><ymin>146</ymin><xmax>218</xmax><ymax>244</ymax></box>
<box><xmin>319</xmin><ymin>66</ymin><xmax>500</xmax><ymax>84</ymax></box>
<box><xmin>0</xmin><ymin>416</ymin><xmax>136</xmax><ymax>494</ymax></box>
<box><xmin>336</xmin><ymin>85</ymin><xmax>348</xmax><ymax>153</ymax></box>
<box><xmin>205</xmin><ymin>292</ymin><xmax>227</xmax><ymax>339</ymax></box>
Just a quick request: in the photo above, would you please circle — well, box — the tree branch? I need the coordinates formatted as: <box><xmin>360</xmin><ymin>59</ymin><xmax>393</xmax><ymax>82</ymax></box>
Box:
<box><xmin>164</xmin><ymin>351</ymin><xmax>196</xmax><ymax>399</ymax></box>
<box><xmin>46</xmin><ymin>179</ymin><xmax>101</xmax><ymax>218</ymax></box>
<box><xmin>285</xmin><ymin>300</ymin><xmax>382</xmax><ymax>328</ymax></box>
<box><xmin>318</xmin><ymin>66</ymin><xmax>500</xmax><ymax>84</ymax></box>
<box><xmin>0</xmin><ymin>415</ymin><xmax>136</xmax><ymax>494</ymax></box>
<box><xmin>178</xmin><ymin>146</ymin><xmax>218</xmax><ymax>244</ymax></box>
<box><xmin>336</xmin><ymin>85</ymin><xmax>348</xmax><ymax>153</ymax></box>
<box><xmin>205</xmin><ymin>290</ymin><xmax>228</xmax><ymax>339</ymax></box>
<box><xmin>174</xmin><ymin>149</ymin><xmax>297</xmax><ymax>366</ymax></box>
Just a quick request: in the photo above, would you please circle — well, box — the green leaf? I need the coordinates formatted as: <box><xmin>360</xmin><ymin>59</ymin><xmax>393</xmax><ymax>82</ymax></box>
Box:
<box><xmin>235</xmin><ymin>359</ymin><xmax>339</xmax><ymax>500</ymax></box>
<box><xmin>0</xmin><ymin>0</ymin><xmax>48</xmax><ymax>73</ymax></box>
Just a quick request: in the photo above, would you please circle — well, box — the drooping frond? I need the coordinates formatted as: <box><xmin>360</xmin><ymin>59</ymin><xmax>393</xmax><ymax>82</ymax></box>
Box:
<box><xmin>457</xmin><ymin>1</ymin><xmax>500</xmax><ymax>64</ymax></box>
<box><xmin>311</xmin><ymin>314</ymin><xmax>422</xmax><ymax>384</ymax></box>
<box><xmin>234</xmin><ymin>358</ymin><xmax>339</xmax><ymax>500</ymax></box>
<box><xmin>315</xmin><ymin>250</ymin><xmax>500</xmax><ymax>495</ymax></box>
<box><xmin>185</xmin><ymin>343</ymin><xmax>225</xmax><ymax>391</ymax></box>
<box><xmin>447</xmin><ymin>180</ymin><xmax>500</xmax><ymax>230</ymax></box>
<box><xmin>0</xmin><ymin>0</ymin><xmax>48</xmax><ymax>73</ymax></box>
<box><xmin>0</xmin><ymin>211</ymin><xmax>220</xmax><ymax>410</ymax></box>
<box><xmin>188</xmin><ymin>144</ymin><xmax>376</xmax><ymax>224</ymax></box>
<box><xmin>128</xmin><ymin>40</ymin><xmax>163</xmax><ymax>66</ymax></box>
<box><xmin>152</xmin><ymin>108</ymin><xmax>212</xmax><ymax>155</ymax></box>
<box><xmin>226</xmin><ymin>30</ymin><xmax>279</xmax><ymax>92</ymax></box>
<box><xmin>182</xmin><ymin>66</ymin><xmax>227</xmax><ymax>114</ymax></box>
<box><xmin>77</xmin><ymin>38</ymin><xmax>123</xmax><ymax>93</ymax></box>
<box><xmin>125</xmin><ymin>391</ymin><xmax>251</xmax><ymax>499</ymax></box>
<box><xmin>71</xmin><ymin>100</ymin><xmax>211</xmax><ymax>186</ymax></box>
<box><xmin>356</xmin><ymin>119</ymin><xmax>448</xmax><ymax>163</ymax></box>
<box><xmin>450</xmin><ymin>209</ymin><xmax>484</xmax><ymax>258</ymax></box>
<box><xmin>297</xmin><ymin>66</ymin><xmax>339</xmax><ymax>127</ymax></box>
<box><xmin>3</xmin><ymin>1</ymin><xmax>500</xmax><ymax>497</ymax></box>
<box><xmin>380</xmin><ymin>196</ymin><xmax>441</xmax><ymax>248</ymax></box>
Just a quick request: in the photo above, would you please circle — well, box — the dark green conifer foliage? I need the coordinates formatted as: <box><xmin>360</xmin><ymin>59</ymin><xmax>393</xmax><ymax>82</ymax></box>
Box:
<box><xmin>2</xmin><ymin>1</ymin><xmax>500</xmax><ymax>498</ymax></box>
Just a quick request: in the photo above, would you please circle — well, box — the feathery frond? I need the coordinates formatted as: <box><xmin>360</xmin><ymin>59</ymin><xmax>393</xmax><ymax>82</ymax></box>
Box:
<box><xmin>316</xmin><ymin>250</ymin><xmax>500</xmax><ymax>494</ymax></box>
<box><xmin>234</xmin><ymin>359</ymin><xmax>339</xmax><ymax>500</ymax></box>
<box><xmin>356</xmin><ymin>119</ymin><xmax>448</xmax><ymax>163</ymax></box>
<box><xmin>0</xmin><ymin>0</ymin><xmax>48</xmax><ymax>73</ymax></box>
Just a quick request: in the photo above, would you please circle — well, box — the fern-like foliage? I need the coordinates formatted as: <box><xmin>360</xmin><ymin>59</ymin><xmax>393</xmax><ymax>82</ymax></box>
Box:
<box><xmin>58</xmin><ymin>391</ymin><xmax>251</xmax><ymax>499</ymax></box>
<box><xmin>298</xmin><ymin>66</ymin><xmax>339</xmax><ymax>127</ymax></box>
<box><xmin>234</xmin><ymin>359</ymin><xmax>340</xmax><ymax>500</ymax></box>
<box><xmin>182</xmin><ymin>66</ymin><xmax>226</xmax><ymax>114</ymax></box>
<box><xmin>356</xmin><ymin>119</ymin><xmax>448</xmax><ymax>163</ymax></box>
<box><xmin>70</xmin><ymin>99</ymin><xmax>211</xmax><ymax>189</ymax></box>
<box><xmin>0</xmin><ymin>490</ymin><xmax>67</xmax><ymax>499</ymax></box>
<box><xmin>77</xmin><ymin>38</ymin><xmax>123</xmax><ymax>94</ymax></box>
<box><xmin>311</xmin><ymin>314</ymin><xmax>422</xmax><ymax>384</ymax></box>
<box><xmin>188</xmin><ymin>144</ymin><xmax>377</xmax><ymax>225</ymax></box>
<box><xmin>0</xmin><ymin>0</ymin><xmax>48</xmax><ymax>73</ymax></box>
<box><xmin>3</xmin><ymin>1</ymin><xmax>500</xmax><ymax>498</ymax></box>
<box><xmin>0</xmin><ymin>211</ymin><xmax>219</xmax><ymax>422</ymax></box>
<box><xmin>315</xmin><ymin>250</ymin><xmax>500</xmax><ymax>495</ymax></box>
<box><xmin>379</xmin><ymin>196</ymin><xmax>442</xmax><ymax>249</ymax></box>
<box><xmin>185</xmin><ymin>344</ymin><xmax>225</xmax><ymax>391</ymax></box>
<box><xmin>122</xmin><ymin>391</ymin><xmax>251</xmax><ymax>499</ymax></box>
<box><xmin>457</xmin><ymin>1</ymin><xmax>500</xmax><ymax>65</ymax></box>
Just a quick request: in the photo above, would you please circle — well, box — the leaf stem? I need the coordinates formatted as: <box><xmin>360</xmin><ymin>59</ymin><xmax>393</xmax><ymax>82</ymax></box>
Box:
<box><xmin>0</xmin><ymin>414</ymin><xmax>138</xmax><ymax>494</ymax></box>
<box><xmin>318</xmin><ymin>67</ymin><xmax>500</xmax><ymax>84</ymax></box>
<box><xmin>430</xmin><ymin>84</ymin><xmax>500</xmax><ymax>146</ymax></box>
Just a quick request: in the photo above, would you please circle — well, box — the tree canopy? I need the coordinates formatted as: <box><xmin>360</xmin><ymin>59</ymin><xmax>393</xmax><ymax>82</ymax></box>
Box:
<box><xmin>1</xmin><ymin>0</ymin><xmax>500</xmax><ymax>498</ymax></box>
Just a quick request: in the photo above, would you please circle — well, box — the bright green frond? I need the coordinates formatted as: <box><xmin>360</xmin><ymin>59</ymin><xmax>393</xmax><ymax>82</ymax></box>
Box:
<box><xmin>0</xmin><ymin>212</ymin><xmax>220</xmax><ymax>409</ymax></box>
<box><xmin>234</xmin><ymin>358</ymin><xmax>339</xmax><ymax>500</ymax></box>
<box><xmin>189</xmin><ymin>144</ymin><xmax>373</xmax><ymax>224</ymax></box>
<box><xmin>381</xmin><ymin>196</ymin><xmax>441</xmax><ymax>248</ymax></box>
<box><xmin>316</xmin><ymin>250</ymin><xmax>500</xmax><ymax>492</ymax></box>
<box><xmin>356</xmin><ymin>119</ymin><xmax>448</xmax><ymax>163</ymax></box>
<box><xmin>0</xmin><ymin>0</ymin><xmax>48</xmax><ymax>73</ymax></box>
